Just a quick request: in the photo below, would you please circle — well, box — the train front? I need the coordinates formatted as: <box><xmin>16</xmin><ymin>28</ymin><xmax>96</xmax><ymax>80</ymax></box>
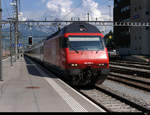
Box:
<box><xmin>65</xmin><ymin>32</ymin><xmax>109</xmax><ymax>86</ymax></box>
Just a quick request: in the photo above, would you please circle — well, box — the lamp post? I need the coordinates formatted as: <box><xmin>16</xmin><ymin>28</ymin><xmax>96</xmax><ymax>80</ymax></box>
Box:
<box><xmin>108</xmin><ymin>5</ymin><xmax>111</xmax><ymax>21</ymax></box>
<box><xmin>0</xmin><ymin>0</ymin><xmax>2</xmax><ymax>81</ymax></box>
<box><xmin>8</xmin><ymin>18</ymin><xmax>14</xmax><ymax>66</ymax></box>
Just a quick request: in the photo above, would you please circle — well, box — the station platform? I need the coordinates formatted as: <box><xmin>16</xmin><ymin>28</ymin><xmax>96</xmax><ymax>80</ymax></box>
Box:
<box><xmin>0</xmin><ymin>56</ymin><xmax>105</xmax><ymax>112</ymax></box>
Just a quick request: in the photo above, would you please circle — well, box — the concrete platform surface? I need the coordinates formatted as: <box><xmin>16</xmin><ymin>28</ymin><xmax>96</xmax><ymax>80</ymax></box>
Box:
<box><xmin>0</xmin><ymin>56</ymin><xmax>105</xmax><ymax>112</ymax></box>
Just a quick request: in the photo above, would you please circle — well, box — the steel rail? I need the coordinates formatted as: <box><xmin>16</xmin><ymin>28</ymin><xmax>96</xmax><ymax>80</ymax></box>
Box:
<box><xmin>107</xmin><ymin>74</ymin><xmax>150</xmax><ymax>92</ymax></box>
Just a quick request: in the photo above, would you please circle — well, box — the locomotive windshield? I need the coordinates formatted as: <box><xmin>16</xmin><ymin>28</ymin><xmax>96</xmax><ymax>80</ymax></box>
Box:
<box><xmin>68</xmin><ymin>36</ymin><xmax>104</xmax><ymax>51</ymax></box>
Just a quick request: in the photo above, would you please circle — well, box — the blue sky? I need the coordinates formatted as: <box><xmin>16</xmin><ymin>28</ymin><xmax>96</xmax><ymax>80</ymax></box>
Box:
<box><xmin>2</xmin><ymin>0</ymin><xmax>114</xmax><ymax>21</ymax></box>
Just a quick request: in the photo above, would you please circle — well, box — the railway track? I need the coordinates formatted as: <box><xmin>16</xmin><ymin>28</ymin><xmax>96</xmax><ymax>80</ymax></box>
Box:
<box><xmin>111</xmin><ymin>60</ymin><xmax>150</xmax><ymax>66</ymax></box>
<box><xmin>78</xmin><ymin>85</ymin><xmax>150</xmax><ymax>112</ymax></box>
<box><xmin>27</xmin><ymin>57</ymin><xmax>150</xmax><ymax>112</ymax></box>
<box><xmin>109</xmin><ymin>59</ymin><xmax>150</xmax><ymax>91</ymax></box>
<box><xmin>89</xmin><ymin>60</ymin><xmax>150</xmax><ymax>112</ymax></box>
<box><xmin>110</xmin><ymin>59</ymin><xmax>150</xmax><ymax>79</ymax></box>
<box><xmin>107</xmin><ymin>72</ymin><xmax>150</xmax><ymax>92</ymax></box>
<box><xmin>110</xmin><ymin>64</ymin><xmax>150</xmax><ymax>78</ymax></box>
<box><xmin>110</xmin><ymin>61</ymin><xmax>150</xmax><ymax>70</ymax></box>
<box><xmin>44</xmin><ymin>59</ymin><xmax>150</xmax><ymax>112</ymax></box>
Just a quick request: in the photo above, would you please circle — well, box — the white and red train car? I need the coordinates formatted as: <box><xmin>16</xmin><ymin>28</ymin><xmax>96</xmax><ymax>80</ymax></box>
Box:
<box><xmin>25</xmin><ymin>22</ymin><xmax>109</xmax><ymax>86</ymax></box>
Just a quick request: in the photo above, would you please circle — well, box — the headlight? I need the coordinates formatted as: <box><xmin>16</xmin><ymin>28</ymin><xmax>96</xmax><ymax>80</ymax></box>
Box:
<box><xmin>74</xmin><ymin>64</ymin><xmax>78</xmax><ymax>67</ymax></box>
<box><xmin>99</xmin><ymin>64</ymin><xmax>104</xmax><ymax>66</ymax></box>
<box><xmin>71</xmin><ymin>64</ymin><xmax>75</xmax><ymax>67</ymax></box>
<box><xmin>99</xmin><ymin>63</ymin><xmax>107</xmax><ymax>66</ymax></box>
<box><xmin>70</xmin><ymin>64</ymin><xmax>78</xmax><ymax>67</ymax></box>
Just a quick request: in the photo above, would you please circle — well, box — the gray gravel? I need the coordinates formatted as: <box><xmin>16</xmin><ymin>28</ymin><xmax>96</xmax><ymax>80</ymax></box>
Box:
<box><xmin>80</xmin><ymin>89</ymin><xmax>139</xmax><ymax>112</ymax></box>
<box><xmin>103</xmin><ymin>80</ymin><xmax>150</xmax><ymax>105</ymax></box>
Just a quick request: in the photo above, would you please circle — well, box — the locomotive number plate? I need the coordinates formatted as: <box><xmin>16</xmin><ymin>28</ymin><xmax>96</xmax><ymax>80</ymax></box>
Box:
<box><xmin>84</xmin><ymin>62</ymin><xmax>94</xmax><ymax>64</ymax></box>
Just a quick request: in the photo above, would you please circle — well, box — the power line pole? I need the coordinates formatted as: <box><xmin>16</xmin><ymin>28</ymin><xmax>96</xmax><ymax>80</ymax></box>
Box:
<box><xmin>12</xmin><ymin>0</ymin><xmax>19</xmax><ymax>60</ymax></box>
<box><xmin>0</xmin><ymin>0</ymin><xmax>3</xmax><ymax>81</ymax></box>
<box><xmin>87</xmin><ymin>12</ymin><xmax>89</xmax><ymax>21</ymax></box>
<box><xmin>10</xmin><ymin>22</ymin><xmax>13</xmax><ymax>66</ymax></box>
<box><xmin>15</xmin><ymin>0</ymin><xmax>19</xmax><ymax>59</ymax></box>
<box><xmin>108</xmin><ymin>5</ymin><xmax>111</xmax><ymax>21</ymax></box>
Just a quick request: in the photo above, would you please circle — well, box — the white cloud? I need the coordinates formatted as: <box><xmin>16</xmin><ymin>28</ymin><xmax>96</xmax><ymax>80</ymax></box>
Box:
<box><xmin>22</xmin><ymin>0</ymin><xmax>113</xmax><ymax>34</ymax></box>
<box><xmin>44</xmin><ymin>0</ymin><xmax>112</xmax><ymax>21</ymax></box>
<box><xmin>46</xmin><ymin>0</ymin><xmax>73</xmax><ymax>19</ymax></box>
<box><xmin>18</xmin><ymin>12</ymin><xmax>27</xmax><ymax>21</ymax></box>
<box><xmin>41</xmin><ymin>0</ymin><xmax>47</xmax><ymax>3</ymax></box>
<box><xmin>24</xmin><ymin>0</ymin><xmax>112</xmax><ymax>22</ymax></box>
<box><xmin>43</xmin><ymin>0</ymin><xmax>113</xmax><ymax>34</ymax></box>
<box><xmin>82</xmin><ymin>0</ymin><xmax>102</xmax><ymax>20</ymax></box>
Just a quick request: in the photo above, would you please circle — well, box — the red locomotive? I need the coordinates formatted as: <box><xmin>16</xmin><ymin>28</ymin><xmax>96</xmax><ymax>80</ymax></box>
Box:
<box><xmin>26</xmin><ymin>22</ymin><xmax>109</xmax><ymax>86</ymax></box>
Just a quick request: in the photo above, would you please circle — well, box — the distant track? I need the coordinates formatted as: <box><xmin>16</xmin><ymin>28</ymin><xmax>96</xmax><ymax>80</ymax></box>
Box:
<box><xmin>110</xmin><ymin>60</ymin><xmax>150</xmax><ymax>66</ymax></box>
<box><xmin>110</xmin><ymin>61</ymin><xmax>150</xmax><ymax>70</ymax></box>
<box><xmin>109</xmin><ymin>59</ymin><xmax>150</xmax><ymax>92</ymax></box>
<box><xmin>107</xmin><ymin>72</ymin><xmax>150</xmax><ymax>92</ymax></box>
<box><xmin>110</xmin><ymin>64</ymin><xmax>150</xmax><ymax>79</ymax></box>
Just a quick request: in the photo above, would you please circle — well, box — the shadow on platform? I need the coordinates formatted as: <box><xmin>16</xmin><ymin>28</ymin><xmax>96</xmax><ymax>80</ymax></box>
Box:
<box><xmin>24</xmin><ymin>56</ymin><xmax>58</xmax><ymax>79</ymax></box>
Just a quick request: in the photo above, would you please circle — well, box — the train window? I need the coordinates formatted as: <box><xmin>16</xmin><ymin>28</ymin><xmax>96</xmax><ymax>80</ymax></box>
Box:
<box><xmin>59</xmin><ymin>37</ymin><xmax>62</xmax><ymax>48</ymax></box>
<box><xmin>68</xmin><ymin>36</ymin><xmax>104</xmax><ymax>51</ymax></box>
<box><xmin>62</xmin><ymin>37</ymin><xmax>68</xmax><ymax>48</ymax></box>
<box><xmin>80</xmin><ymin>25</ymin><xmax>87</xmax><ymax>32</ymax></box>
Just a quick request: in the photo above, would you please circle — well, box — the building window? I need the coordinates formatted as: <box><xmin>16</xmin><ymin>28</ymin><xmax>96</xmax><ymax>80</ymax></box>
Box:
<box><xmin>115</xmin><ymin>3</ymin><xmax>118</xmax><ymax>7</ymax></box>
<box><xmin>121</xmin><ymin>6</ymin><xmax>130</xmax><ymax>13</ymax></box>
<box><xmin>117</xmin><ymin>0</ymin><xmax>121</xmax><ymax>2</ymax></box>
<box><xmin>139</xmin><ymin>6</ymin><xmax>142</xmax><ymax>10</ymax></box>
<box><xmin>135</xmin><ymin>7</ymin><xmax>137</xmax><ymax>12</ymax></box>
<box><xmin>146</xmin><ymin>27</ymin><xmax>149</xmax><ymax>30</ymax></box>
<box><xmin>145</xmin><ymin>11</ymin><xmax>149</xmax><ymax>15</ymax></box>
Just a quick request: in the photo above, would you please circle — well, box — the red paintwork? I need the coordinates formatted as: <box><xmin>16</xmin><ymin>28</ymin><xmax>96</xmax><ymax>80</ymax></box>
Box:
<box><xmin>65</xmin><ymin>33</ymin><xmax>109</xmax><ymax>69</ymax></box>
<box><xmin>43</xmin><ymin>32</ymin><xmax>109</xmax><ymax>71</ymax></box>
<box><xmin>66</xmin><ymin>48</ymin><xmax>109</xmax><ymax>69</ymax></box>
<box><xmin>64</xmin><ymin>33</ymin><xmax>104</xmax><ymax>38</ymax></box>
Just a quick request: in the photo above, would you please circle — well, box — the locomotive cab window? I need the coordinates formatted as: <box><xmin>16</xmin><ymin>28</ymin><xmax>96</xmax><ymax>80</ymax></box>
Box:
<box><xmin>68</xmin><ymin>36</ymin><xmax>104</xmax><ymax>51</ymax></box>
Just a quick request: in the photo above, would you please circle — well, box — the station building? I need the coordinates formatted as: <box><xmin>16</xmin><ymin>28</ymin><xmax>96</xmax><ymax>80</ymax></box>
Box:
<box><xmin>114</xmin><ymin>0</ymin><xmax>150</xmax><ymax>55</ymax></box>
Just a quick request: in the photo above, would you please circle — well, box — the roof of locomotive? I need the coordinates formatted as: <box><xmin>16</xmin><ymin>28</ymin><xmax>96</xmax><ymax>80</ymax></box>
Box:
<box><xmin>46</xmin><ymin>22</ymin><xmax>101</xmax><ymax>40</ymax></box>
<box><xmin>63</xmin><ymin>22</ymin><xmax>100</xmax><ymax>33</ymax></box>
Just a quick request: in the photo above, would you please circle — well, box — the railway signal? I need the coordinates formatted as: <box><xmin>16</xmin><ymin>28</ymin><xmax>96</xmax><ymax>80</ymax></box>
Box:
<box><xmin>28</xmin><ymin>36</ymin><xmax>32</xmax><ymax>45</ymax></box>
<box><xmin>109</xmin><ymin>35</ymin><xmax>112</xmax><ymax>39</ymax></box>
